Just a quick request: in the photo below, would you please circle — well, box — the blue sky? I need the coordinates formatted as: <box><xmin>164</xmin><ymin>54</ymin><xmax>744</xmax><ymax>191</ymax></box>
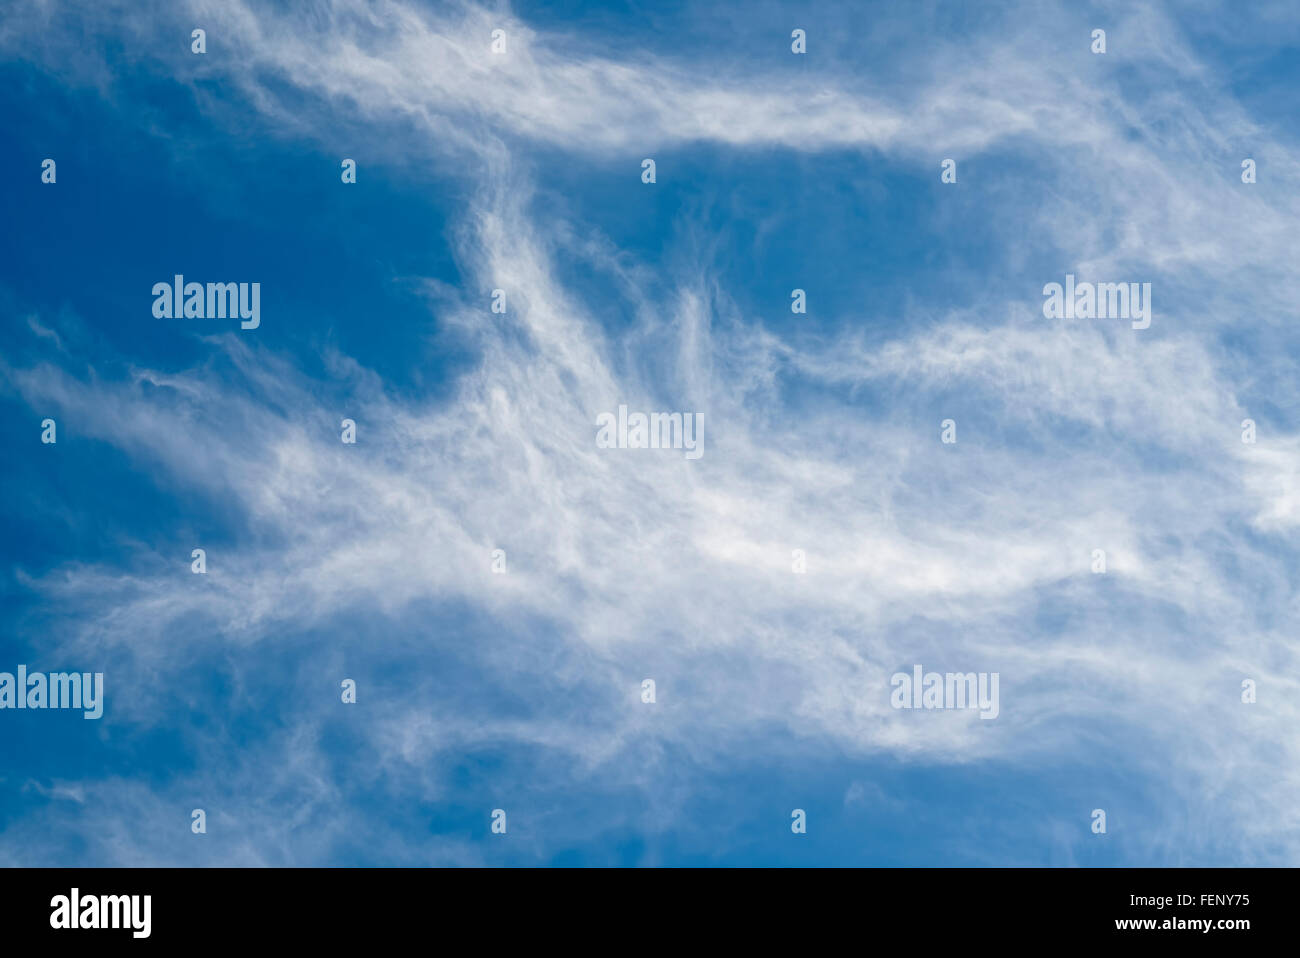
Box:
<box><xmin>2</xmin><ymin>0</ymin><xmax>1300</xmax><ymax>866</ymax></box>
